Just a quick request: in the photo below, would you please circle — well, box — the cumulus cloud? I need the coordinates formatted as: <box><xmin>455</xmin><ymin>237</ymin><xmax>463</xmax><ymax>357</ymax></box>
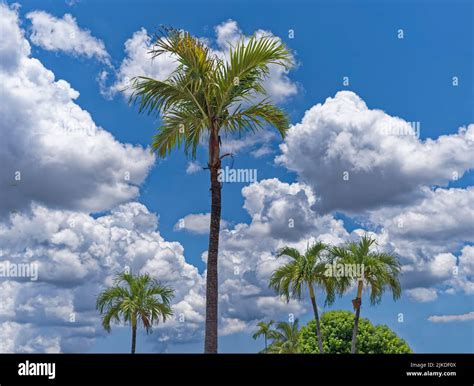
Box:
<box><xmin>220</xmin><ymin>131</ymin><xmax>277</xmax><ymax>157</ymax></box>
<box><xmin>108</xmin><ymin>27</ymin><xmax>176</xmax><ymax>96</ymax></box>
<box><xmin>448</xmin><ymin>245</ymin><xmax>474</xmax><ymax>295</ymax></box>
<box><xmin>213</xmin><ymin>179</ymin><xmax>351</xmax><ymax>331</ymax></box>
<box><xmin>0</xmin><ymin>179</ymin><xmax>343</xmax><ymax>352</ymax></box>
<box><xmin>458</xmin><ymin>245</ymin><xmax>474</xmax><ymax>277</ymax></box>
<box><xmin>364</xmin><ymin>187</ymin><xmax>474</xmax><ymax>296</ymax></box>
<box><xmin>0</xmin><ymin>176</ymin><xmax>471</xmax><ymax>350</ymax></box>
<box><xmin>0</xmin><ymin>4</ymin><xmax>154</xmax><ymax>215</ymax></box>
<box><xmin>0</xmin><ymin>202</ymin><xmax>206</xmax><ymax>352</ymax></box>
<box><xmin>405</xmin><ymin>288</ymin><xmax>438</xmax><ymax>302</ymax></box>
<box><xmin>277</xmin><ymin>91</ymin><xmax>474</xmax><ymax>213</ymax></box>
<box><xmin>428</xmin><ymin>312</ymin><xmax>474</xmax><ymax>323</ymax></box>
<box><xmin>185</xmin><ymin>161</ymin><xmax>202</xmax><ymax>175</ymax></box>
<box><xmin>0</xmin><ymin>177</ymin><xmax>346</xmax><ymax>352</ymax></box>
<box><xmin>174</xmin><ymin>213</ymin><xmax>228</xmax><ymax>234</ymax></box>
<box><xmin>0</xmin><ymin>3</ymin><xmax>31</xmax><ymax>72</ymax></box>
<box><xmin>369</xmin><ymin>187</ymin><xmax>474</xmax><ymax>247</ymax></box>
<box><xmin>26</xmin><ymin>11</ymin><xmax>111</xmax><ymax>64</ymax></box>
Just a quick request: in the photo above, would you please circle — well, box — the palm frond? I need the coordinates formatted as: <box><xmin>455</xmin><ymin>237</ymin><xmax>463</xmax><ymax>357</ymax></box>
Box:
<box><xmin>222</xmin><ymin>100</ymin><xmax>289</xmax><ymax>137</ymax></box>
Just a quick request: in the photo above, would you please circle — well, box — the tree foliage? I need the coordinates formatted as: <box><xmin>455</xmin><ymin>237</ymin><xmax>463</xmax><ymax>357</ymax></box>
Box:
<box><xmin>266</xmin><ymin>319</ymin><xmax>301</xmax><ymax>354</ymax></box>
<box><xmin>298</xmin><ymin>310</ymin><xmax>412</xmax><ymax>354</ymax></box>
<box><xmin>129</xmin><ymin>28</ymin><xmax>293</xmax><ymax>159</ymax></box>
<box><xmin>96</xmin><ymin>272</ymin><xmax>174</xmax><ymax>333</ymax></box>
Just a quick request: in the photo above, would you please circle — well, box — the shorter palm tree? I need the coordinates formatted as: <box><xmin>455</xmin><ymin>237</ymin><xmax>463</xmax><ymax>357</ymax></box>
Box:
<box><xmin>268</xmin><ymin>319</ymin><xmax>300</xmax><ymax>354</ymax></box>
<box><xmin>269</xmin><ymin>242</ymin><xmax>337</xmax><ymax>353</ymax></box>
<box><xmin>252</xmin><ymin>320</ymin><xmax>275</xmax><ymax>353</ymax></box>
<box><xmin>329</xmin><ymin>235</ymin><xmax>401</xmax><ymax>354</ymax></box>
<box><xmin>96</xmin><ymin>271</ymin><xmax>174</xmax><ymax>353</ymax></box>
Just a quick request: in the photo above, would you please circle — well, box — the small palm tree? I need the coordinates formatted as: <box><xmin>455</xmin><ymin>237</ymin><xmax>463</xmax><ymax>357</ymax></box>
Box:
<box><xmin>269</xmin><ymin>242</ymin><xmax>336</xmax><ymax>353</ymax></box>
<box><xmin>96</xmin><ymin>272</ymin><xmax>174</xmax><ymax>354</ymax></box>
<box><xmin>329</xmin><ymin>235</ymin><xmax>401</xmax><ymax>354</ymax></box>
<box><xmin>252</xmin><ymin>320</ymin><xmax>274</xmax><ymax>353</ymax></box>
<box><xmin>268</xmin><ymin>319</ymin><xmax>300</xmax><ymax>354</ymax></box>
<box><xmin>129</xmin><ymin>28</ymin><xmax>292</xmax><ymax>353</ymax></box>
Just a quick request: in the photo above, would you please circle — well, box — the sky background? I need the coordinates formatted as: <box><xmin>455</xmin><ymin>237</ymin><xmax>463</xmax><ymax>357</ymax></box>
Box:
<box><xmin>0</xmin><ymin>0</ymin><xmax>473</xmax><ymax>353</ymax></box>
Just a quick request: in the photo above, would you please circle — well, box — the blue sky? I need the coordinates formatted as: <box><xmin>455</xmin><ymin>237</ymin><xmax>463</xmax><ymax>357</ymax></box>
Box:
<box><xmin>0</xmin><ymin>0</ymin><xmax>473</xmax><ymax>353</ymax></box>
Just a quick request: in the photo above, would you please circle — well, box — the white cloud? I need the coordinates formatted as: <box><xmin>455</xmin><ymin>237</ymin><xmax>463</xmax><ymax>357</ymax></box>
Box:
<box><xmin>108</xmin><ymin>28</ymin><xmax>176</xmax><ymax>96</ymax></box>
<box><xmin>26</xmin><ymin>11</ymin><xmax>110</xmax><ymax>64</ymax></box>
<box><xmin>369</xmin><ymin>187</ymin><xmax>474</xmax><ymax>247</ymax></box>
<box><xmin>276</xmin><ymin>91</ymin><xmax>474</xmax><ymax>213</ymax></box>
<box><xmin>213</xmin><ymin>178</ymin><xmax>350</xmax><ymax>330</ymax></box>
<box><xmin>448</xmin><ymin>245</ymin><xmax>474</xmax><ymax>295</ymax></box>
<box><xmin>0</xmin><ymin>183</ymin><xmax>330</xmax><ymax>352</ymax></box>
<box><xmin>0</xmin><ymin>4</ymin><xmax>154</xmax><ymax>215</ymax></box>
<box><xmin>0</xmin><ymin>202</ymin><xmax>206</xmax><ymax>352</ymax></box>
<box><xmin>458</xmin><ymin>245</ymin><xmax>474</xmax><ymax>277</ymax></box>
<box><xmin>185</xmin><ymin>161</ymin><xmax>202</xmax><ymax>175</ymax></box>
<box><xmin>220</xmin><ymin>130</ymin><xmax>276</xmax><ymax>157</ymax></box>
<box><xmin>405</xmin><ymin>288</ymin><xmax>438</xmax><ymax>302</ymax></box>
<box><xmin>0</xmin><ymin>176</ymin><xmax>472</xmax><ymax>350</ymax></box>
<box><xmin>251</xmin><ymin>144</ymin><xmax>273</xmax><ymax>158</ymax></box>
<box><xmin>0</xmin><ymin>3</ymin><xmax>31</xmax><ymax>72</ymax></box>
<box><xmin>174</xmin><ymin>213</ymin><xmax>228</xmax><ymax>234</ymax></box>
<box><xmin>363</xmin><ymin>187</ymin><xmax>474</xmax><ymax>295</ymax></box>
<box><xmin>428</xmin><ymin>312</ymin><xmax>474</xmax><ymax>323</ymax></box>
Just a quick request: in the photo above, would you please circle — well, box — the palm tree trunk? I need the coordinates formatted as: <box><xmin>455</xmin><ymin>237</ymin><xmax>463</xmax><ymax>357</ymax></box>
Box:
<box><xmin>204</xmin><ymin>127</ymin><xmax>221</xmax><ymax>354</ymax></box>
<box><xmin>351</xmin><ymin>280</ymin><xmax>364</xmax><ymax>354</ymax></box>
<box><xmin>308</xmin><ymin>284</ymin><xmax>324</xmax><ymax>353</ymax></box>
<box><xmin>264</xmin><ymin>335</ymin><xmax>268</xmax><ymax>353</ymax></box>
<box><xmin>131</xmin><ymin>322</ymin><xmax>137</xmax><ymax>354</ymax></box>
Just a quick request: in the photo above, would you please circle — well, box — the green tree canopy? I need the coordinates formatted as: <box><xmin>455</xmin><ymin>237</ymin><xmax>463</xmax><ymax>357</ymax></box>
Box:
<box><xmin>298</xmin><ymin>310</ymin><xmax>412</xmax><ymax>354</ymax></box>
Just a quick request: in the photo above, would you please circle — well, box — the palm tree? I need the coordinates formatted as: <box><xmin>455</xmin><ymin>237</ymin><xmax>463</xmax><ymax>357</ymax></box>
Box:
<box><xmin>252</xmin><ymin>320</ymin><xmax>275</xmax><ymax>353</ymax></box>
<box><xmin>96</xmin><ymin>272</ymin><xmax>174</xmax><ymax>354</ymax></box>
<box><xmin>269</xmin><ymin>242</ymin><xmax>336</xmax><ymax>353</ymax></box>
<box><xmin>329</xmin><ymin>235</ymin><xmax>401</xmax><ymax>354</ymax></box>
<box><xmin>268</xmin><ymin>319</ymin><xmax>300</xmax><ymax>354</ymax></box>
<box><xmin>129</xmin><ymin>28</ymin><xmax>292</xmax><ymax>353</ymax></box>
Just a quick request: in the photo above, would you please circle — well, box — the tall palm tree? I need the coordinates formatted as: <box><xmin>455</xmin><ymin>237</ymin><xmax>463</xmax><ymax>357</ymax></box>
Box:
<box><xmin>129</xmin><ymin>28</ymin><xmax>292</xmax><ymax>353</ymax></box>
<box><xmin>252</xmin><ymin>320</ymin><xmax>274</xmax><ymax>353</ymax></box>
<box><xmin>269</xmin><ymin>242</ymin><xmax>336</xmax><ymax>353</ymax></box>
<box><xmin>329</xmin><ymin>235</ymin><xmax>401</xmax><ymax>354</ymax></box>
<box><xmin>268</xmin><ymin>319</ymin><xmax>300</xmax><ymax>354</ymax></box>
<box><xmin>96</xmin><ymin>272</ymin><xmax>174</xmax><ymax>354</ymax></box>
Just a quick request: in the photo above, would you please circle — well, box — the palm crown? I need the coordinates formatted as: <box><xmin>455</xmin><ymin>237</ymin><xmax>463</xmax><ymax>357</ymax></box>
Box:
<box><xmin>269</xmin><ymin>242</ymin><xmax>340</xmax><ymax>353</ymax></box>
<box><xmin>129</xmin><ymin>28</ymin><xmax>292</xmax><ymax>158</ymax></box>
<box><xmin>252</xmin><ymin>320</ymin><xmax>274</xmax><ymax>340</ymax></box>
<box><xmin>269</xmin><ymin>319</ymin><xmax>300</xmax><ymax>354</ymax></box>
<box><xmin>252</xmin><ymin>320</ymin><xmax>275</xmax><ymax>353</ymax></box>
<box><xmin>329</xmin><ymin>235</ymin><xmax>401</xmax><ymax>353</ymax></box>
<box><xmin>96</xmin><ymin>271</ymin><xmax>174</xmax><ymax>354</ymax></box>
<box><xmin>269</xmin><ymin>242</ymin><xmax>337</xmax><ymax>305</ymax></box>
<box><xmin>330</xmin><ymin>235</ymin><xmax>402</xmax><ymax>304</ymax></box>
